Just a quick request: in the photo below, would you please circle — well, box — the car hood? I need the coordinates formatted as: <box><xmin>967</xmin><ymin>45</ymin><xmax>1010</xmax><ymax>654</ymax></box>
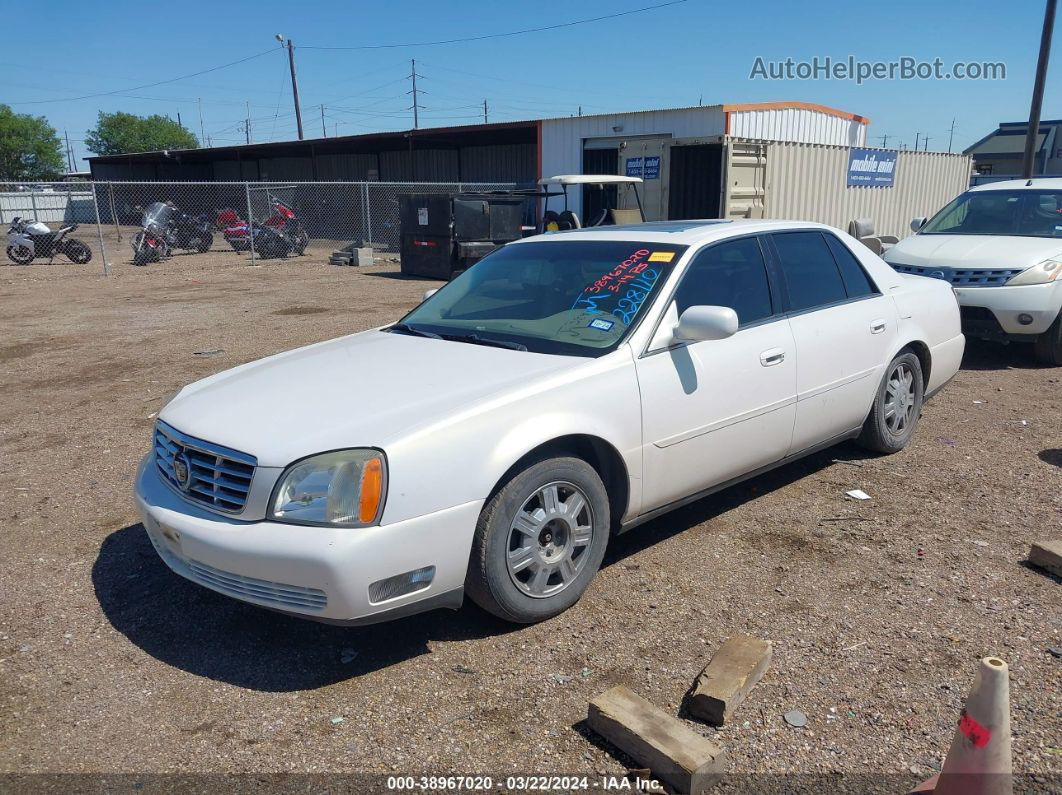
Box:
<box><xmin>885</xmin><ymin>234</ymin><xmax>1062</xmax><ymax>269</ymax></box>
<box><xmin>159</xmin><ymin>329</ymin><xmax>585</xmax><ymax>466</ymax></box>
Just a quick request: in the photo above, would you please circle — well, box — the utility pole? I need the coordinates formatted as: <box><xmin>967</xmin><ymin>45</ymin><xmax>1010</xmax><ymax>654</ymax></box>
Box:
<box><xmin>277</xmin><ymin>35</ymin><xmax>304</xmax><ymax>140</ymax></box>
<box><xmin>1022</xmin><ymin>0</ymin><xmax>1057</xmax><ymax>178</ymax></box>
<box><xmin>198</xmin><ymin>98</ymin><xmax>206</xmax><ymax>147</ymax></box>
<box><xmin>64</xmin><ymin>130</ymin><xmax>74</xmax><ymax>172</ymax></box>
<box><xmin>878</xmin><ymin>134</ymin><xmax>889</xmax><ymax>148</ymax></box>
<box><xmin>407</xmin><ymin>59</ymin><xmax>424</xmax><ymax>129</ymax></box>
<box><xmin>177</xmin><ymin>111</ymin><xmax>183</xmax><ymax>129</ymax></box>
<box><xmin>245</xmin><ymin>101</ymin><xmax>251</xmax><ymax>145</ymax></box>
<box><xmin>578</xmin><ymin>106</ymin><xmax>582</xmax><ymax>116</ymax></box>
<box><xmin>483</xmin><ymin>99</ymin><xmax>488</xmax><ymax>124</ymax></box>
<box><xmin>914</xmin><ymin>132</ymin><xmax>921</xmax><ymax>151</ymax></box>
<box><xmin>923</xmin><ymin>136</ymin><xmax>932</xmax><ymax>152</ymax></box>
<box><xmin>321</xmin><ymin>104</ymin><xmax>326</xmax><ymax>137</ymax></box>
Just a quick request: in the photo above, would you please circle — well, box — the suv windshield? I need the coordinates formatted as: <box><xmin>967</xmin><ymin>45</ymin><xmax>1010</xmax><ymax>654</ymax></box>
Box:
<box><xmin>396</xmin><ymin>240</ymin><xmax>686</xmax><ymax>357</ymax></box>
<box><xmin>921</xmin><ymin>189</ymin><xmax>1062</xmax><ymax>238</ymax></box>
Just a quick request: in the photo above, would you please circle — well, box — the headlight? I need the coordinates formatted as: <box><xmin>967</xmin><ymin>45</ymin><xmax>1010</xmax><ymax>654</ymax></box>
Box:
<box><xmin>1007</xmin><ymin>259</ymin><xmax>1062</xmax><ymax>286</ymax></box>
<box><xmin>269</xmin><ymin>449</ymin><xmax>386</xmax><ymax>527</ymax></box>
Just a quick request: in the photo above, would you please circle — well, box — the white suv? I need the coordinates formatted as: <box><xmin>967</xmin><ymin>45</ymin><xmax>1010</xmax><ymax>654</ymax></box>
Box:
<box><xmin>884</xmin><ymin>178</ymin><xmax>1062</xmax><ymax>365</ymax></box>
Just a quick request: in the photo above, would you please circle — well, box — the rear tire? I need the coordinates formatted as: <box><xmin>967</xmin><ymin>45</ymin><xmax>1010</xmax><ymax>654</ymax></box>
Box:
<box><xmin>857</xmin><ymin>351</ymin><xmax>924</xmax><ymax>454</ymax></box>
<box><xmin>1033</xmin><ymin>312</ymin><xmax>1062</xmax><ymax>366</ymax></box>
<box><xmin>466</xmin><ymin>456</ymin><xmax>610</xmax><ymax>623</ymax></box>
<box><xmin>64</xmin><ymin>240</ymin><xmax>92</xmax><ymax>264</ymax></box>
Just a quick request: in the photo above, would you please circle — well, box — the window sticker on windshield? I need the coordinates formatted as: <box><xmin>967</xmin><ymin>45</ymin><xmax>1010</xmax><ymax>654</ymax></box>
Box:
<box><xmin>582</xmin><ymin>248</ymin><xmax>653</xmax><ymax>295</ymax></box>
<box><xmin>587</xmin><ymin>318</ymin><xmax>615</xmax><ymax>332</ymax></box>
<box><xmin>648</xmin><ymin>251</ymin><xmax>675</xmax><ymax>263</ymax></box>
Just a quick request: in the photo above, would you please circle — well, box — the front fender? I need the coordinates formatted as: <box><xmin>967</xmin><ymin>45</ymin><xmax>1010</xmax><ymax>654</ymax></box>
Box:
<box><xmin>380</xmin><ymin>349</ymin><xmax>643</xmax><ymax>525</ymax></box>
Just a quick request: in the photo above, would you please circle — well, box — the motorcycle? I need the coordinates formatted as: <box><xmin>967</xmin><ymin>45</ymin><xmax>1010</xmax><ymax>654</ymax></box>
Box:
<box><xmin>131</xmin><ymin>202</ymin><xmax>173</xmax><ymax>265</ymax></box>
<box><xmin>217</xmin><ymin>199</ymin><xmax>309</xmax><ymax>258</ymax></box>
<box><xmin>6</xmin><ymin>217</ymin><xmax>93</xmax><ymax>265</ymax></box>
<box><xmin>169</xmin><ymin>207</ymin><xmax>214</xmax><ymax>254</ymax></box>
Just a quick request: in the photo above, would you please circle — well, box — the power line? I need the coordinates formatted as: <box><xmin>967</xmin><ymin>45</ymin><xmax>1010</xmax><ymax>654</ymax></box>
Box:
<box><xmin>299</xmin><ymin>1</ymin><xmax>687</xmax><ymax>50</ymax></box>
<box><xmin>11</xmin><ymin>48</ymin><xmax>278</xmax><ymax>105</ymax></box>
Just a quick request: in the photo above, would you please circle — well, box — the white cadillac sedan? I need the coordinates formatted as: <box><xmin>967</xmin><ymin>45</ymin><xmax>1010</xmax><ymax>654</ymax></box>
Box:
<box><xmin>134</xmin><ymin>220</ymin><xmax>964</xmax><ymax>625</ymax></box>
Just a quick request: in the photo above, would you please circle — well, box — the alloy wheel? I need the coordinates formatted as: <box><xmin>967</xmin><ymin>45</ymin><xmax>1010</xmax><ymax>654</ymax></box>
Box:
<box><xmin>884</xmin><ymin>361</ymin><xmax>916</xmax><ymax>434</ymax></box>
<box><xmin>506</xmin><ymin>481</ymin><xmax>594</xmax><ymax>598</ymax></box>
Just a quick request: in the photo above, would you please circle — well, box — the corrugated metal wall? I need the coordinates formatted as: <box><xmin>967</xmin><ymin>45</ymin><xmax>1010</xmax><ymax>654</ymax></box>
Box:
<box><xmin>729</xmin><ymin>108</ymin><xmax>867</xmax><ymax>147</ymax></box>
<box><xmin>316</xmin><ymin>153</ymin><xmax>379</xmax><ymax>181</ymax></box>
<box><xmin>760</xmin><ymin>140</ymin><xmax>971</xmax><ymax>239</ymax></box>
<box><xmin>459</xmin><ymin>143</ymin><xmax>536</xmax><ymax>183</ymax></box>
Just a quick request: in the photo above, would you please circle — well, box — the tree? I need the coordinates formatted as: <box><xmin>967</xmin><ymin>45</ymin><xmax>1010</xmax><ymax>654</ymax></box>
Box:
<box><xmin>85</xmin><ymin>111</ymin><xmax>198</xmax><ymax>156</ymax></box>
<box><xmin>0</xmin><ymin>104</ymin><xmax>65</xmax><ymax>180</ymax></box>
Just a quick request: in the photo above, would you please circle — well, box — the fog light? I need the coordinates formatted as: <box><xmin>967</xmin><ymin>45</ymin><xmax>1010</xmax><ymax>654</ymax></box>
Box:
<box><xmin>368</xmin><ymin>566</ymin><xmax>435</xmax><ymax>603</ymax></box>
<box><xmin>1017</xmin><ymin>313</ymin><xmax>1034</xmax><ymax>326</ymax></box>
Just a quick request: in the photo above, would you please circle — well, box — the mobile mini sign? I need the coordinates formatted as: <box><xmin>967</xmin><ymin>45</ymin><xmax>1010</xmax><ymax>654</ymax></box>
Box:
<box><xmin>846</xmin><ymin>148</ymin><xmax>898</xmax><ymax>187</ymax></box>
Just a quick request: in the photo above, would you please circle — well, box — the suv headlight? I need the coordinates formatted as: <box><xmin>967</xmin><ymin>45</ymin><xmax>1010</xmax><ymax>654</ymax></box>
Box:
<box><xmin>269</xmin><ymin>449</ymin><xmax>386</xmax><ymax>527</ymax></box>
<box><xmin>1007</xmin><ymin>258</ymin><xmax>1062</xmax><ymax>286</ymax></box>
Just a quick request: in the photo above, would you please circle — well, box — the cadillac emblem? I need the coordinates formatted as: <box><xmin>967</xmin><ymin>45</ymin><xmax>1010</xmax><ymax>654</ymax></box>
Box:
<box><xmin>173</xmin><ymin>452</ymin><xmax>192</xmax><ymax>490</ymax></box>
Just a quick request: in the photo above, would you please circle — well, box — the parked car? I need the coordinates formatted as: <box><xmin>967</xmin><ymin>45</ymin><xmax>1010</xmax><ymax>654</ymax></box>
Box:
<box><xmin>134</xmin><ymin>220</ymin><xmax>963</xmax><ymax>625</ymax></box>
<box><xmin>885</xmin><ymin>178</ymin><xmax>1062</xmax><ymax>365</ymax></box>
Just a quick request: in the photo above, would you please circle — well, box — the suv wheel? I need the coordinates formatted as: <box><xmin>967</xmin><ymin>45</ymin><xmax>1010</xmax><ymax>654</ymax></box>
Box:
<box><xmin>466</xmin><ymin>456</ymin><xmax>609</xmax><ymax>623</ymax></box>
<box><xmin>1034</xmin><ymin>312</ymin><xmax>1062</xmax><ymax>366</ymax></box>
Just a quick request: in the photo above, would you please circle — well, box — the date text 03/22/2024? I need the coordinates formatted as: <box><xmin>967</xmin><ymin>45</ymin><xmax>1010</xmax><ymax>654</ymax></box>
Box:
<box><xmin>384</xmin><ymin>774</ymin><xmax>663</xmax><ymax>791</ymax></box>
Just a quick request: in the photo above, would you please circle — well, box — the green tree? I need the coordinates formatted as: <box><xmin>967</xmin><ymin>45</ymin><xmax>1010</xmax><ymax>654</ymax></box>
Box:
<box><xmin>0</xmin><ymin>104</ymin><xmax>65</xmax><ymax>180</ymax></box>
<box><xmin>85</xmin><ymin>111</ymin><xmax>198</xmax><ymax>155</ymax></box>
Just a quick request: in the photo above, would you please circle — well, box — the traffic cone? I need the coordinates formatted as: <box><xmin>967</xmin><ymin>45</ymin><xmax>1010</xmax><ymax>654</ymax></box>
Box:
<box><xmin>911</xmin><ymin>656</ymin><xmax>1012</xmax><ymax>795</ymax></box>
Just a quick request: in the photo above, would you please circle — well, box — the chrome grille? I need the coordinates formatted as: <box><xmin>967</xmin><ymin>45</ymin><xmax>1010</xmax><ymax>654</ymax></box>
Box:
<box><xmin>889</xmin><ymin>262</ymin><xmax>1024</xmax><ymax>287</ymax></box>
<box><xmin>154</xmin><ymin>420</ymin><xmax>256</xmax><ymax>513</ymax></box>
<box><xmin>187</xmin><ymin>559</ymin><xmax>327</xmax><ymax>610</ymax></box>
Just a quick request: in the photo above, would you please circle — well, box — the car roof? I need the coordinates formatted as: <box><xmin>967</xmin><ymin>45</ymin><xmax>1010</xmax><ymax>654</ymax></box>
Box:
<box><xmin>969</xmin><ymin>177</ymin><xmax>1062</xmax><ymax>192</ymax></box>
<box><xmin>513</xmin><ymin>218</ymin><xmax>837</xmax><ymax>246</ymax></box>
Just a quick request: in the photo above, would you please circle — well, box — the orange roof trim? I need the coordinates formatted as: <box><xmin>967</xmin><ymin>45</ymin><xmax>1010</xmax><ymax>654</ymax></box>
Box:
<box><xmin>722</xmin><ymin>102</ymin><xmax>870</xmax><ymax>125</ymax></box>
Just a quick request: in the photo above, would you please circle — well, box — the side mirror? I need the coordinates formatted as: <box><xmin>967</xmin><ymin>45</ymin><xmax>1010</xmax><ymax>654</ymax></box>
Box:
<box><xmin>910</xmin><ymin>216</ymin><xmax>927</xmax><ymax>232</ymax></box>
<box><xmin>423</xmin><ymin>288</ymin><xmax>438</xmax><ymax>301</ymax></box>
<box><xmin>674</xmin><ymin>305</ymin><xmax>738</xmax><ymax>342</ymax></box>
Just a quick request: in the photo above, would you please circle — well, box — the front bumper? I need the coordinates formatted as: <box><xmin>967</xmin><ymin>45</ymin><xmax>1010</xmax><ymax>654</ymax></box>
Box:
<box><xmin>954</xmin><ymin>281</ymin><xmax>1062</xmax><ymax>338</ymax></box>
<box><xmin>133</xmin><ymin>456</ymin><xmax>482</xmax><ymax>623</ymax></box>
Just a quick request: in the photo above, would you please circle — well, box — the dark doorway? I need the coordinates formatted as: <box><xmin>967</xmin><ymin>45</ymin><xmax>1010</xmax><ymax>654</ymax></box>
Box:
<box><xmin>668</xmin><ymin>143</ymin><xmax>723</xmax><ymax>220</ymax></box>
<box><xmin>582</xmin><ymin>147</ymin><xmax>619</xmax><ymax>226</ymax></box>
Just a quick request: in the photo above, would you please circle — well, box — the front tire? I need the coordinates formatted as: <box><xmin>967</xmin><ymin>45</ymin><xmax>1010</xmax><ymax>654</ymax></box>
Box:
<box><xmin>1034</xmin><ymin>312</ymin><xmax>1062</xmax><ymax>366</ymax></box>
<box><xmin>6</xmin><ymin>245</ymin><xmax>33</xmax><ymax>265</ymax></box>
<box><xmin>466</xmin><ymin>456</ymin><xmax>610</xmax><ymax>623</ymax></box>
<box><xmin>858</xmin><ymin>351</ymin><xmax>924</xmax><ymax>454</ymax></box>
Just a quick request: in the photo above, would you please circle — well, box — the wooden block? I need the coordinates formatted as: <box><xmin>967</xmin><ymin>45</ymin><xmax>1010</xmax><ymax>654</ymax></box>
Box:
<box><xmin>1028</xmin><ymin>540</ymin><xmax>1062</xmax><ymax>577</ymax></box>
<box><xmin>588</xmin><ymin>686</ymin><xmax>726</xmax><ymax>794</ymax></box>
<box><xmin>686</xmin><ymin>635</ymin><xmax>772</xmax><ymax>726</ymax></box>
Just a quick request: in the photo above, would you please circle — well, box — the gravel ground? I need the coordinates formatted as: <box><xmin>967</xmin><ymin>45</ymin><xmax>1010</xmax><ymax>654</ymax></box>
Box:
<box><xmin>0</xmin><ymin>252</ymin><xmax>1059</xmax><ymax>792</ymax></box>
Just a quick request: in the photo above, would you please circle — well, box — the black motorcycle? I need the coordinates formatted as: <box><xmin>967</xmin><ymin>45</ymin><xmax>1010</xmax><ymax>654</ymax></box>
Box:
<box><xmin>131</xmin><ymin>201</ymin><xmax>213</xmax><ymax>266</ymax></box>
<box><xmin>6</xmin><ymin>217</ymin><xmax>92</xmax><ymax>265</ymax></box>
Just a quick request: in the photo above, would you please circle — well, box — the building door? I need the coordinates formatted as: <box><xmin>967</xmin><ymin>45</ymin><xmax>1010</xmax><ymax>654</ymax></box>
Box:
<box><xmin>581</xmin><ymin>147</ymin><xmax>619</xmax><ymax>226</ymax></box>
<box><xmin>668</xmin><ymin>144</ymin><xmax>723</xmax><ymax>220</ymax></box>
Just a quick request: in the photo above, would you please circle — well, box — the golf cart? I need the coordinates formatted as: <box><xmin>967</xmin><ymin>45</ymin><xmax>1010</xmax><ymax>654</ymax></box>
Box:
<box><xmin>538</xmin><ymin>174</ymin><xmax>645</xmax><ymax>231</ymax></box>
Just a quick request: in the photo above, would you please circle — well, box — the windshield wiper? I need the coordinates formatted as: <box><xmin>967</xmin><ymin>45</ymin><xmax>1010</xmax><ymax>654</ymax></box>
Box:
<box><xmin>389</xmin><ymin>322</ymin><xmax>442</xmax><ymax>340</ymax></box>
<box><xmin>442</xmin><ymin>332</ymin><xmax>527</xmax><ymax>352</ymax></box>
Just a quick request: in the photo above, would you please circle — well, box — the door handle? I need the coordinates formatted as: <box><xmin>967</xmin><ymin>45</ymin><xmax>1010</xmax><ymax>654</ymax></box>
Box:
<box><xmin>760</xmin><ymin>348</ymin><xmax>786</xmax><ymax>366</ymax></box>
<box><xmin>870</xmin><ymin>319</ymin><xmax>887</xmax><ymax>334</ymax></box>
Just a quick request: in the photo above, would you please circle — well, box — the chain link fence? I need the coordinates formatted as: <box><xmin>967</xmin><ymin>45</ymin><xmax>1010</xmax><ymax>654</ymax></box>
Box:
<box><xmin>1</xmin><ymin>180</ymin><xmax>518</xmax><ymax>274</ymax></box>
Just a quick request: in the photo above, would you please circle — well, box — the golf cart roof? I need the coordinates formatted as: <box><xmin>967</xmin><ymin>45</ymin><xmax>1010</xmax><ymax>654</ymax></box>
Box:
<box><xmin>539</xmin><ymin>174</ymin><xmax>644</xmax><ymax>186</ymax></box>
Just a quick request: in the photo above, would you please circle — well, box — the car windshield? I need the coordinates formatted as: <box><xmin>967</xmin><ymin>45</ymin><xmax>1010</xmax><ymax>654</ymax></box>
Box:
<box><xmin>920</xmin><ymin>189</ymin><xmax>1062</xmax><ymax>237</ymax></box>
<box><xmin>396</xmin><ymin>240</ymin><xmax>686</xmax><ymax>357</ymax></box>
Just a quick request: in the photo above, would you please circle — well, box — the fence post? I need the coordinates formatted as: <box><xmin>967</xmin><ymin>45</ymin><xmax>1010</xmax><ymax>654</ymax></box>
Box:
<box><xmin>91</xmin><ymin>183</ymin><xmax>110</xmax><ymax>276</ymax></box>
<box><xmin>29</xmin><ymin>190</ymin><xmax>38</xmax><ymax>220</ymax></box>
<box><xmin>365</xmin><ymin>183</ymin><xmax>373</xmax><ymax>246</ymax></box>
<box><xmin>108</xmin><ymin>183</ymin><xmax>121</xmax><ymax>241</ymax></box>
<box><xmin>245</xmin><ymin>182</ymin><xmax>256</xmax><ymax>266</ymax></box>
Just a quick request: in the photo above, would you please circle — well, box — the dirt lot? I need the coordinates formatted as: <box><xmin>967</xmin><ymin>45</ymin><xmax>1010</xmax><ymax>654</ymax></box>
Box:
<box><xmin>0</xmin><ymin>251</ymin><xmax>1059</xmax><ymax>791</ymax></box>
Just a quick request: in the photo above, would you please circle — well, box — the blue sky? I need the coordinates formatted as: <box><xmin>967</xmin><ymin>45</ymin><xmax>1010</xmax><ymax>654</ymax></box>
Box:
<box><xmin>2</xmin><ymin>0</ymin><xmax>1058</xmax><ymax>168</ymax></box>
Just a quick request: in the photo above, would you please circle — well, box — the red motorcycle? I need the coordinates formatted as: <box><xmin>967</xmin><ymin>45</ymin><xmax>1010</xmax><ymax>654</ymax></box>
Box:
<box><xmin>216</xmin><ymin>200</ymin><xmax>309</xmax><ymax>257</ymax></box>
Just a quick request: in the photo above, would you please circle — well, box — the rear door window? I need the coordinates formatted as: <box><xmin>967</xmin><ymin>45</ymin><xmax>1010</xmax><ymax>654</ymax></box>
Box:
<box><xmin>771</xmin><ymin>231</ymin><xmax>847</xmax><ymax>312</ymax></box>
<box><xmin>824</xmin><ymin>234</ymin><xmax>879</xmax><ymax>298</ymax></box>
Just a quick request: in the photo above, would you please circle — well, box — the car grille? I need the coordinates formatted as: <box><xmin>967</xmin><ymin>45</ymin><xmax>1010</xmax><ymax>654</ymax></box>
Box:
<box><xmin>187</xmin><ymin>559</ymin><xmax>328</xmax><ymax>610</ymax></box>
<box><xmin>889</xmin><ymin>263</ymin><xmax>1024</xmax><ymax>287</ymax></box>
<box><xmin>154</xmin><ymin>420</ymin><xmax>256</xmax><ymax>514</ymax></box>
